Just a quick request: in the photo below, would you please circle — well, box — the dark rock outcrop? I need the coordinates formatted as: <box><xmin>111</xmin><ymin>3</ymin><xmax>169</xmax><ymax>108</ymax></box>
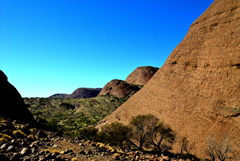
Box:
<box><xmin>0</xmin><ymin>70</ymin><xmax>37</xmax><ymax>125</ymax></box>
<box><xmin>67</xmin><ymin>88</ymin><xmax>102</xmax><ymax>99</ymax></box>
<box><xmin>98</xmin><ymin>79</ymin><xmax>141</xmax><ymax>98</ymax></box>
<box><xmin>125</xmin><ymin>66</ymin><xmax>159</xmax><ymax>85</ymax></box>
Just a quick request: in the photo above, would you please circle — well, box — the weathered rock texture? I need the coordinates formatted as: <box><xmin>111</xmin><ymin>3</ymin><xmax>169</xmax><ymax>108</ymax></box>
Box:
<box><xmin>125</xmin><ymin>66</ymin><xmax>159</xmax><ymax>85</ymax></box>
<box><xmin>98</xmin><ymin>79</ymin><xmax>140</xmax><ymax>98</ymax></box>
<box><xmin>0</xmin><ymin>70</ymin><xmax>37</xmax><ymax>125</ymax></box>
<box><xmin>97</xmin><ymin>0</ymin><xmax>240</xmax><ymax>158</ymax></box>
<box><xmin>67</xmin><ymin>88</ymin><xmax>102</xmax><ymax>98</ymax></box>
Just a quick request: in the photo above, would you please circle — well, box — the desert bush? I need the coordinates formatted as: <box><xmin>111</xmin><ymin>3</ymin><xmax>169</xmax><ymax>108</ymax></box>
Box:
<box><xmin>147</xmin><ymin>122</ymin><xmax>176</xmax><ymax>154</ymax></box>
<box><xmin>205</xmin><ymin>133</ymin><xmax>238</xmax><ymax>161</ymax></box>
<box><xmin>179</xmin><ymin>136</ymin><xmax>194</xmax><ymax>155</ymax></box>
<box><xmin>129</xmin><ymin>114</ymin><xmax>159</xmax><ymax>150</ymax></box>
<box><xmin>46</xmin><ymin>118</ymin><xmax>59</xmax><ymax>130</ymax></box>
<box><xmin>100</xmin><ymin>121</ymin><xmax>132</xmax><ymax>148</ymax></box>
<box><xmin>129</xmin><ymin>114</ymin><xmax>176</xmax><ymax>153</ymax></box>
<box><xmin>54</xmin><ymin>113</ymin><xmax>66</xmax><ymax>121</ymax></box>
<box><xmin>36</xmin><ymin>117</ymin><xmax>47</xmax><ymax>124</ymax></box>
<box><xmin>94</xmin><ymin>131</ymin><xmax>107</xmax><ymax>142</ymax></box>
<box><xmin>79</xmin><ymin>126</ymin><xmax>98</xmax><ymax>140</ymax></box>
<box><xmin>59</xmin><ymin>102</ymin><xmax>75</xmax><ymax>109</ymax></box>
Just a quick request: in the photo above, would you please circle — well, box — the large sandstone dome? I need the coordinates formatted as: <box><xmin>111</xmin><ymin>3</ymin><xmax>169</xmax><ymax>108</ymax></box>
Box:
<box><xmin>98</xmin><ymin>79</ymin><xmax>140</xmax><ymax>98</ymax></box>
<box><xmin>125</xmin><ymin>66</ymin><xmax>159</xmax><ymax>85</ymax></box>
<box><xmin>97</xmin><ymin>0</ymin><xmax>240</xmax><ymax>157</ymax></box>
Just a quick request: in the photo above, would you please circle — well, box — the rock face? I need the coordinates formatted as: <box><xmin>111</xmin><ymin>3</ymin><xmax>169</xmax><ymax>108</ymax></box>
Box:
<box><xmin>98</xmin><ymin>79</ymin><xmax>141</xmax><ymax>98</ymax></box>
<box><xmin>0</xmin><ymin>70</ymin><xmax>37</xmax><ymax>125</ymax></box>
<box><xmin>67</xmin><ymin>88</ymin><xmax>102</xmax><ymax>98</ymax></box>
<box><xmin>97</xmin><ymin>0</ymin><xmax>240</xmax><ymax>157</ymax></box>
<box><xmin>125</xmin><ymin>66</ymin><xmax>159</xmax><ymax>85</ymax></box>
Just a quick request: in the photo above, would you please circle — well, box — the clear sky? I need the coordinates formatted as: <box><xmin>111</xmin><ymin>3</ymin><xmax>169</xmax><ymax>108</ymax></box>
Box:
<box><xmin>0</xmin><ymin>0</ymin><xmax>214</xmax><ymax>97</ymax></box>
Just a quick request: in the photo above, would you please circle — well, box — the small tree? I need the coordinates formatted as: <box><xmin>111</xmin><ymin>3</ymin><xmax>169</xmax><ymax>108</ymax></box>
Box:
<box><xmin>205</xmin><ymin>133</ymin><xmax>237</xmax><ymax>161</ymax></box>
<box><xmin>129</xmin><ymin>114</ymin><xmax>159</xmax><ymax>150</ymax></box>
<box><xmin>147</xmin><ymin>122</ymin><xmax>176</xmax><ymax>154</ymax></box>
<box><xmin>179</xmin><ymin>136</ymin><xmax>194</xmax><ymax>155</ymax></box>
<box><xmin>100</xmin><ymin>121</ymin><xmax>132</xmax><ymax>148</ymax></box>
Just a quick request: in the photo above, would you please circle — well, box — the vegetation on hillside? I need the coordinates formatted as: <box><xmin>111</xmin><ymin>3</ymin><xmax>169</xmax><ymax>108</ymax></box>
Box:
<box><xmin>24</xmin><ymin>91</ymin><xmax>138</xmax><ymax>135</ymax></box>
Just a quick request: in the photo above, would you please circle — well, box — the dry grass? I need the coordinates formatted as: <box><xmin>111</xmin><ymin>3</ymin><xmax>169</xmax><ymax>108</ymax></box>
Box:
<box><xmin>0</xmin><ymin>133</ymin><xmax>12</xmax><ymax>142</ymax></box>
<box><xmin>13</xmin><ymin>130</ymin><xmax>26</xmax><ymax>137</ymax></box>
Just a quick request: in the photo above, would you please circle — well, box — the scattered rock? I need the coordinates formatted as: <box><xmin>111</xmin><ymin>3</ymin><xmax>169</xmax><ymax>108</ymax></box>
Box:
<box><xmin>1</xmin><ymin>143</ymin><xmax>8</xmax><ymax>149</ymax></box>
<box><xmin>52</xmin><ymin>144</ymin><xmax>58</xmax><ymax>148</ymax></box>
<box><xmin>7</xmin><ymin>145</ymin><xmax>14</xmax><ymax>152</ymax></box>
<box><xmin>79</xmin><ymin>150</ymin><xmax>86</xmax><ymax>155</ymax></box>
<box><xmin>85</xmin><ymin>150</ymin><xmax>92</xmax><ymax>155</ymax></box>
<box><xmin>36</xmin><ymin>130</ymin><xmax>47</xmax><ymax>138</ymax></box>
<box><xmin>21</xmin><ymin>147</ymin><xmax>30</xmax><ymax>155</ymax></box>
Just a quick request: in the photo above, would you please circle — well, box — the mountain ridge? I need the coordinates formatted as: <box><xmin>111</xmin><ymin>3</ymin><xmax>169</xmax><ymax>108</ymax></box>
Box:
<box><xmin>49</xmin><ymin>88</ymin><xmax>102</xmax><ymax>99</ymax></box>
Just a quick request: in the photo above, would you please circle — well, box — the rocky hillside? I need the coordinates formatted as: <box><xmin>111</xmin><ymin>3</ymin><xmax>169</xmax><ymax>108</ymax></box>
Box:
<box><xmin>0</xmin><ymin>116</ymin><xmax>113</xmax><ymax>161</ymax></box>
<box><xmin>97</xmin><ymin>0</ymin><xmax>240</xmax><ymax>158</ymax></box>
<box><xmin>125</xmin><ymin>66</ymin><xmax>159</xmax><ymax>85</ymax></box>
<box><xmin>0</xmin><ymin>116</ymin><xmax>196</xmax><ymax>161</ymax></box>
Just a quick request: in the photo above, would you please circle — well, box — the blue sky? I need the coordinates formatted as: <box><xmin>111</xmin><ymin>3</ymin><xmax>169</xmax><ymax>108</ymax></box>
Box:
<box><xmin>0</xmin><ymin>0</ymin><xmax>214</xmax><ymax>97</ymax></box>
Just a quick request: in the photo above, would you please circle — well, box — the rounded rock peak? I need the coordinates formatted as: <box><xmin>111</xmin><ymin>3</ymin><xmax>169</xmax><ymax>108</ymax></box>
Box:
<box><xmin>125</xmin><ymin>66</ymin><xmax>159</xmax><ymax>85</ymax></box>
<box><xmin>0</xmin><ymin>70</ymin><xmax>8</xmax><ymax>81</ymax></box>
<box><xmin>98</xmin><ymin>79</ymin><xmax>141</xmax><ymax>98</ymax></box>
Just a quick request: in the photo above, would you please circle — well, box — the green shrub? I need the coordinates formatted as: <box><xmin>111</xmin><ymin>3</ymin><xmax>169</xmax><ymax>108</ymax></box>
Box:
<box><xmin>79</xmin><ymin>126</ymin><xmax>98</xmax><ymax>140</ymax></box>
<box><xmin>129</xmin><ymin>114</ymin><xmax>159</xmax><ymax>150</ymax></box>
<box><xmin>129</xmin><ymin>114</ymin><xmax>175</xmax><ymax>154</ymax></box>
<box><xmin>147</xmin><ymin>122</ymin><xmax>176</xmax><ymax>154</ymax></box>
<box><xmin>100</xmin><ymin>121</ymin><xmax>132</xmax><ymax>148</ymax></box>
<box><xmin>59</xmin><ymin>103</ymin><xmax>75</xmax><ymax>109</ymax></box>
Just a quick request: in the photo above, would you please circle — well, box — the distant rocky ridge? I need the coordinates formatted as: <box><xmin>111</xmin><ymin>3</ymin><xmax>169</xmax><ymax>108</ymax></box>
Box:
<box><xmin>49</xmin><ymin>93</ymin><xmax>69</xmax><ymax>98</ymax></box>
<box><xmin>49</xmin><ymin>66</ymin><xmax>158</xmax><ymax>99</ymax></box>
<box><xmin>49</xmin><ymin>88</ymin><xmax>102</xmax><ymax>99</ymax></box>
<box><xmin>125</xmin><ymin>66</ymin><xmax>159</xmax><ymax>85</ymax></box>
<box><xmin>97</xmin><ymin>0</ymin><xmax>240</xmax><ymax>158</ymax></box>
<box><xmin>68</xmin><ymin>88</ymin><xmax>102</xmax><ymax>99</ymax></box>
